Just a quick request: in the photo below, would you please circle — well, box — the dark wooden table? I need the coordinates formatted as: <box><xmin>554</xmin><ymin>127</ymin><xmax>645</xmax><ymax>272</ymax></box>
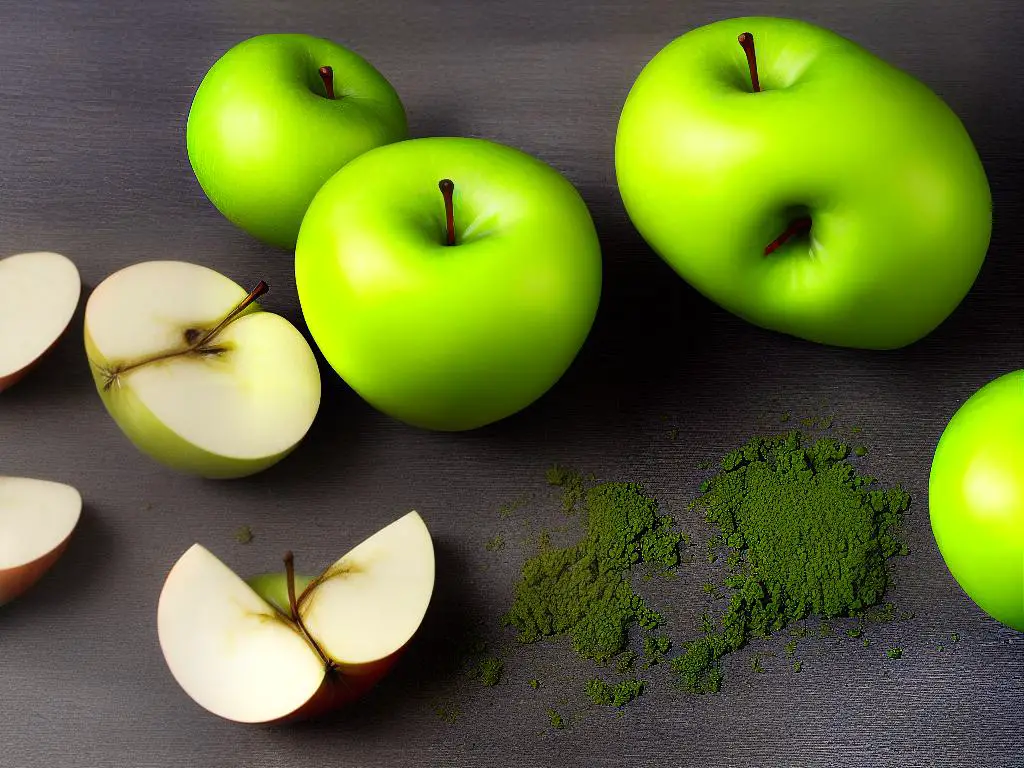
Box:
<box><xmin>2</xmin><ymin>1</ymin><xmax>1021</xmax><ymax>765</ymax></box>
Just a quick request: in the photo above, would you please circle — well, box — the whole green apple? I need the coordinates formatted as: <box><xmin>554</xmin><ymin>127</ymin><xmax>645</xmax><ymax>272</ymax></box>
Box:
<box><xmin>930</xmin><ymin>371</ymin><xmax>1024</xmax><ymax>631</ymax></box>
<box><xmin>295</xmin><ymin>137</ymin><xmax>602</xmax><ymax>431</ymax></box>
<box><xmin>615</xmin><ymin>17</ymin><xmax>991</xmax><ymax>349</ymax></box>
<box><xmin>187</xmin><ymin>34</ymin><xmax>407</xmax><ymax>249</ymax></box>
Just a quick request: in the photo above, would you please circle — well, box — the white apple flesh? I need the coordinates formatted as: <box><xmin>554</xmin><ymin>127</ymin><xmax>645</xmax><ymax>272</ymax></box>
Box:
<box><xmin>84</xmin><ymin>261</ymin><xmax>321</xmax><ymax>478</ymax></box>
<box><xmin>0</xmin><ymin>251</ymin><xmax>81</xmax><ymax>392</ymax></box>
<box><xmin>0</xmin><ymin>477</ymin><xmax>82</xmax><ymax>606</ymax></box>
<box><xmin>157</xmin><ymin>510</ymin><xmax>435</xmax><ymax>723</ymax></box>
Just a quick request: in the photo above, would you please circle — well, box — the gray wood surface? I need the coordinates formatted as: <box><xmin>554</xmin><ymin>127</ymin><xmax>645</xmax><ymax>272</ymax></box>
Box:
<box><xmin>1</xmin><ymin>1</ymin><xmax>1022</xmax><ymax>766</ymax></box>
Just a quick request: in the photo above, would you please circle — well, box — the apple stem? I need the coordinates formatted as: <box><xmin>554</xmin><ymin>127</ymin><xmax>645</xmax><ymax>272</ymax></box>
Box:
<box><xmin>97</xmin><ymin>280</ymin><xmax>269</xmax><ymax>390</ymax></box>
<box><xmin>283</xmin><ymin>551</ymin><xmax>336</xmax><ymax>671</ymax></box>
<box><xmin>738</xmin><ymin>32</ymin><xmax>761</xmax><ymax>93</ymax></box>
<box><xmin>764</xmin><ymin>217</ymin><xmax>812</xmax><ymax>255</ymax></box>
<box><xmin>192</xmin><ymin>280</ymin><xmax>268</xmax><ymax>349</ymax></box>
<box><xmin>438</xmin><ymin>179</ymin><xmax>456</xmax><ymax>246</ymax></box>
<box><xmin>318</xmin><ymin>66</ymin><xmax>336</xmax><ymax>100</ymax></box>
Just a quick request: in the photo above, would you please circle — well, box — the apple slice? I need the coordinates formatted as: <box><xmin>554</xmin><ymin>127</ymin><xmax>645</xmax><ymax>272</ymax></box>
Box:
<box><xmin>157</xmin><ymin>510</ymin><xmax>435</xmax><ymax>723</ymax></box>
<box><xmin>84</xmin><ymin>261</ymin><xmax>321</xmax><ymax>479</ymax></box>
<box><xmin>0</xmin><ymin>477</ymin><xmax>82</xmax><ymax>606</ymax></box>
<box><xmin>0</xmin><ymin>251</ymin><xmax>81</xmax><ymax>392</ymax></box>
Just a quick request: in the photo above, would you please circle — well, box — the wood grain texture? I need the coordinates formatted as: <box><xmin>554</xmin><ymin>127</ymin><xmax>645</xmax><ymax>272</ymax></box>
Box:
<box><xmin>1</xmin><ymin>1</ymin><xmax>1022</xmax><ymax>766</ymax></box>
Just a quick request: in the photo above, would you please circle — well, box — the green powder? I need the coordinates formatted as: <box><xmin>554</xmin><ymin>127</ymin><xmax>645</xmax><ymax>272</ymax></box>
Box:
<box><xmin>472</xmin><ymin>657</ymin><xmax>504</xmax><ymax>686</ymax></box>
<box><xmin>233</xmin><ymin>525</ymin><xmax>253</xmax><ymax>544</ymax></box>
<box><xmin>672</xmin><ymin>431</ymin><xmax>910</xmax><ymax>693</ymax></box>
<box><xmin>616</xmin><ymin>650</ymin><xmax>637</xmax><ymax>674</ymax></box>
<box><xmin>547</xmin><ymin>709</ymin><xmax>566</xmax><ymax>729</ymax></box>
<box><xmin>585</xmin><ymin>678</ymin><xmax>645</xmax><ymax>707</ymax></box>
<box><xmin>485</xmin><ymin>534</ymin><xmax>506</xmax><ymax>552</ymax></box>
<box><xmin>504</xmin><ymin>481</ymin><xmax>680</xmax><ymax>664</ymax></box>
<box><xmin>546</xmin><ymin>465</ymin><xmax>585</xmax><ymax>514</ymax></box>
<box><xmin>886</xmin><ymin>647</ymin><xmax>903</xmax><ymax>660</ymax></box>
<box><xmin>643</xmin><ymin>635</ymin><xmax>671</xmax><ymax>666</ymax></box>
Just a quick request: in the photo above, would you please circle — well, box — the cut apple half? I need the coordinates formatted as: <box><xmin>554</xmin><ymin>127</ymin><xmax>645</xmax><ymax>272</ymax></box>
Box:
<box><xmin>0</xmin><ymin>477</ymin><xmax>83</xmax><ymax>606</ymax></box>
<box><xmin>0</xmin><ymin>251</ymin><xmax>81</xmax><ymax>392</ymax></box>
<box><xmin>84</xmin><ymin>261</ymin><xmax>321</xmax><ymax>478</ymax></box>
<box><xmin>157</xmin><ymin>510</ymin><xmax>435</xmax><ymax>723</ymax></box>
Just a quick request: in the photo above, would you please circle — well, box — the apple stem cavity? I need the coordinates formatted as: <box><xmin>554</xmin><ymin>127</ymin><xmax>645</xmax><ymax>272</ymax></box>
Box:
<box><xmin>738</xmin><ymin>32</ymin><xmax>761</xmax><ymax>93</ymax></box>
<box><xmin>438</xmin><ymin>179</ymin><xmax>456</xmax><ymax>246</ymax></box>
<box><xmin>283</xmin><ymin>550</ymin><xmax>337</xmax><ymax>671</ymax></box>
<box><xmin>318</xmin><ymin>66</ymin><xmax>336</xmax><ymax>100</ymax></box>
<box><xmin>764</xmin><ymin>217</ymin><xmax>813</xmax><ymax>256</ymax></box>
<box><xmin>98</xmin><ymin>280</ymin><xmax>269</xmax><ymax>390</ymax></box>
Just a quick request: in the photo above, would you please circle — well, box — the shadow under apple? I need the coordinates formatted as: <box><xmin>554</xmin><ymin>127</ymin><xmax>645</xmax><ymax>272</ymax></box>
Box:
<box><xmin>0</xmin><ymin>503</ymin><xmax>117</xmax><ymax>625</ymax></box>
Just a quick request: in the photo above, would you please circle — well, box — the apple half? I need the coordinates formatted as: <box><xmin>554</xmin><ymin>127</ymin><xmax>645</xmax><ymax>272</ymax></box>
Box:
<box><xmin>0</xmin><ymin>477</ymin><xmax>82</xmax><ymax>606</ymax></box>
<box><xmin>84</xmin><ymin>261</ymin><xmax>321</xmax><ymax>479</ymax></box>
<box><xmin>0</xmin><ymin>251</ymin><xmax>81</xmax><ymax>392</ymax></box>
<box><xmin>157</xmin><ymin>511</ymin><xmax>435</xmax><ymax>723</ymax></box>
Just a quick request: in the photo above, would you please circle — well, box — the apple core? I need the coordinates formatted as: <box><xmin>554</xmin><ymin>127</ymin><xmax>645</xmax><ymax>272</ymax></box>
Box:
<box><xmin>97</xmin><ymin>279</ymin><xmax>270</xmax><ymax>391</ymax></box>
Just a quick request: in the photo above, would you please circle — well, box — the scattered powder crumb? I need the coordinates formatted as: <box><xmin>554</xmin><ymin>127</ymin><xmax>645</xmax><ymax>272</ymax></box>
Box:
<box><xmin>886</xmin><ymin>648</ymin><xmax>903</xmax><ymax>660</ymax></box>
<box><xmin>616</xmin><ymin>651</ymin><xmax>637</xmax><ymax>674</ymax></box>
<box><xmin>472</xmin><ymin>657</ymin><xmax>504</xmax><ymax>686</ymax></box>
<box><xmin>485</xmin><ymin>535</ymin><xmax>506</xmax><ymax>552</ymax></box>
<box><xmin>234</xmin><ymin>526</ymin><xmax>253</xmax><ymax>545</ymax></box>
<box><xmin>547</xmin><ymin>709</ymin><xmax>566</xmax><ymax>729</ymax></box>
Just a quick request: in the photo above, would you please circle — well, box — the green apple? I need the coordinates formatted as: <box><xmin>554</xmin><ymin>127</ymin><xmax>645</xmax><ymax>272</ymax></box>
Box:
<box><xmin>615</xmin><ymin>17</ymin><xmax>991</xmax><ymax>349</ymax></box>
<box><xmin>84</xmin><ymin>261</ymin><xmax>320</xmax><ymax>479</ymax></box>
<box><xmin>295</xmin><ymin>137</ymin><xmax>603</xmax><ymax>431</ymax></box>
<box><xmin>0</xmin><ymin>251</ymin><xmax>81</xmax><ymax>392</ymax></box>
<box><xmin>930</xmin><ymin>371</ymin><xmax>1024</xmax><ymax>631</ymax></box>
<box><xmin>187</xmin><ymin>34</ymin><xmax>408</xmax><ymax>249</ymax></box>
<box><xmin>0</xmin><ymin>477</ymin><xmax>81</xmax><ymax>606</ymax></box>
<box><xmin>157</xmin><ymin>511</ymin><xmax>435</xmax><ymax>723</ymax></box>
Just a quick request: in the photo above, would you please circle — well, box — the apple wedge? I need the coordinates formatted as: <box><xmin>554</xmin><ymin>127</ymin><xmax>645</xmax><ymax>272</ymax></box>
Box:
<box><xmin>84</xmin><ymin>261</ymin><xmax>321</xmax><ymax>479</ymax></box>
<box><xmin>0</xmin><ymin>477</ymin><xmax>82</xmax><ymax>606</ymax></box>
<box><xmin>0</xmin><ymin>251</ymin><xmax>81</xmax><ymax>392</ymax></box>
<box><xmin>157</xmin><ymin>510</ymin><xmax>435</xmax><ymax>723</ymax></box>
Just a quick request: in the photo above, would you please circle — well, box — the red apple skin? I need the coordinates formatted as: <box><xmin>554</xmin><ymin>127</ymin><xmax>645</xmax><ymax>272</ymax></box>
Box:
<box><xmin>0</xmin><ymin>536</ymin><xmax>73</xmax><ymax>606</ymax></box>
<box><xmin>268</xmin><ymin>647</ymin><xmax>408</xmax><ymax>724</ymax></box>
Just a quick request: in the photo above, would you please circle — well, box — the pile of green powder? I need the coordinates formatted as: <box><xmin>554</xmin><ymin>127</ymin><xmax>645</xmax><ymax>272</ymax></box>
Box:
<box><xmin>673</xmin><ymin>431</ymin><xmax>910</xmax><ymax>693</ymax></box>
<box><xmin>502</xmin><ymin>475</ymin><xmax>680</xmax><ymax>704</ymax></box>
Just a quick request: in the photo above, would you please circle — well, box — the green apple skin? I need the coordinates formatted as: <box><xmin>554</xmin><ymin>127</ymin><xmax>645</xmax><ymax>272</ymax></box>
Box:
<box><xmin>247</xmin><ymin>572</ymin><xmax>315</xmax><ymax>617</ymax></box>
<box><xmin>615</xmin><ymin>17</ymin><xmax>991</xmax><ymax>349</ymax></box>
<box><xmin>295</xmin><ymin>137</ymin><xmax>602</xmax><ymax>431</ymax></box>
<box><xmin>187</xmin><ymin>34</ymin><xmax>408</xmax><ymax>249</ymax></box>
<box><xmin>929</xmin><ymin>371</ymin><xmax>1024</xmax><ymax>631</ymax></box>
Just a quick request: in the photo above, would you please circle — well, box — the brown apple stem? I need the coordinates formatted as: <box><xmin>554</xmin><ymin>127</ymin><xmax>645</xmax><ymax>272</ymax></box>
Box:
<box><xmin>738</xmin><ymin>32</ymin><xmax>761</xmax><ymax>93</ymax></box>
<box><xmin>98</xmin><ymin>280</ymin><xmax>268</xmax><ymax>390</ymax></box>
<box><xmin>438</xmin><ymin>179</ymin><xmax>456</xmax><ymax>246</ymax></box>
<box><xmin>284</xmin><ymin>551</ymin><xmax>336</xmax><ymax>670</ymax></box>
<box><xmin>318</xmin><ymin>66</ymin><xmax>336</xmax><ymax>100</ymax></box>
<box><xmin>764</xmin><ymin>217</ymin><xmax>812</xmax><ymax>255</ymax></box>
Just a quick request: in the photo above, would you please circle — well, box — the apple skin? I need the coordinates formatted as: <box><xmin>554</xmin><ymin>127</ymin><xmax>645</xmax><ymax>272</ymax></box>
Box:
<box><xmin>930</xmin><ymin>371</ymin><xmax>1024</xmax><ymax>631</ymax></box>
<box><xmin>615</xmin><ymin>16</ymin><xmax>991</xmax><ymax>349</ymax></box>
<box><xmin>187</xmin><ymin>33</ymin><xmax>408</xmax><ymax>249</ymax></box>
<box><xmin>0</xmin><ymin>539</ymin><xmax>73</xmax><ymax>607</ymax></box>
<box><xmin>295</xmin><ymin>137</ymin><xmax>603</xmax><ymax>431</ymax></box>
